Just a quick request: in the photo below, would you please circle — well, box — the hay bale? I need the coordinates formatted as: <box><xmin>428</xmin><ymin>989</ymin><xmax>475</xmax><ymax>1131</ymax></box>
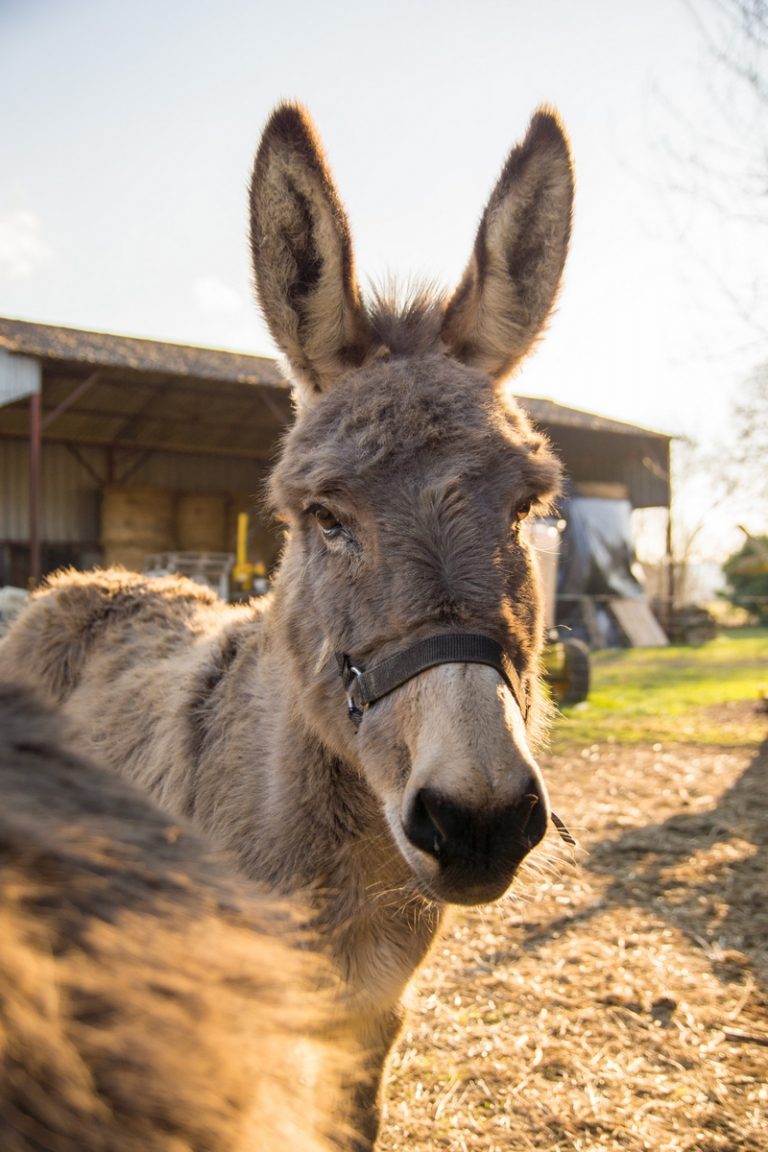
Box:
<box><xmin>102</xmin><ymin>543</ymin><xmax>155</xmax><ymax>572</ymax></box>
<box><xmin>100</xmin><ymin>486</ymin><xmax>176</xmax><ymax>571</ymax></box>
<box><xmin>101</xmin><ymin>485</ymin><xmax>175</xmax><ymax>546</ymax></box>
<box><xmin>176</xmin><ymin>493</ymin><xmax>228</xmax><ymax>552</ymax></box>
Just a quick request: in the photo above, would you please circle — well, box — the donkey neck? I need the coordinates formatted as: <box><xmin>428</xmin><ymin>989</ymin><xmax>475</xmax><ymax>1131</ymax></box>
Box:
<box><xmin>239</xmin><ymin>593</ymin><xmax>443</xmax><ymax>995</ymax></box>
<box><xmin>202</xmin><ymin>595</ymin><xmax>407</xmax><ymax>888</ymax></box>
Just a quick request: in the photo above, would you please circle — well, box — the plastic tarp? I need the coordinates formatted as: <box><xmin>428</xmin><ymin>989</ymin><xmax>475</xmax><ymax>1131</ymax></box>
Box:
<box><xmin>557</xmin><ymin>497</ymin><xmax>644</xmax><ymax>599</ymax></box>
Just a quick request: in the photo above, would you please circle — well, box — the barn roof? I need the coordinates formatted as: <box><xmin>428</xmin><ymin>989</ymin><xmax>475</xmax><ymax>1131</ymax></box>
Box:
<box><xmin>0</xmin><ymin>317</ymin><xmax>671</xmax><ymax>505</ymax></box>
<box><xmin>0</xmin><ymin>316</ymin><xmax>284</xmax><ymax>389</ymax></box>
<box><xmin>518</xmin><ymin>396</ymin><xmax>671</xmax><ymax>509</ymax></box>
<box><xmin>519</xmin><ymin>396</ymin><xmax>669</xmax><ymax>441</ymax></box>
<box><xmin>0</xmin><ymin>317</ymin><xmax>291</xmax><ymax>462</ymax></box>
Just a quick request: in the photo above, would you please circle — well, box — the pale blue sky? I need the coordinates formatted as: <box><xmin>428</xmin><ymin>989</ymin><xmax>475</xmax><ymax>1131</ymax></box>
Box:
<box><xmin>1</xmin><ymin>0</ymin><xmax>766</xmax><ymax>559</ymax></box>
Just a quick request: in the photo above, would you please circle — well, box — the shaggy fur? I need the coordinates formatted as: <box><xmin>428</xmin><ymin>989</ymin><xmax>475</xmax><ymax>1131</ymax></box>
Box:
<box><xmin>0</xmin><ymin>686</ymin><xmax>354</xmax><ymax>1152</ymax></box>
<box><xmin>0</xmin><ymin>102</ymin><xmax>574</xmax><ymax>1148</ymax></box>
<box><xmin>0</xmin><ymin>683</ymin><xmax>350</xmax><ymax>1152</ymax></box>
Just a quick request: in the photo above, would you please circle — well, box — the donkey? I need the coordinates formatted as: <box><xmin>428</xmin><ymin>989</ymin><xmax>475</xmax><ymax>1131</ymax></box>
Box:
<box><xmin>0</xmin><ymin>682</ymin><xmax>350</xmax><ymax>1152</ymax></box>
<box><xmin>0</xmin><ymin>101</ymin><xmax>574</xmax><ymax>1147</ymax></box>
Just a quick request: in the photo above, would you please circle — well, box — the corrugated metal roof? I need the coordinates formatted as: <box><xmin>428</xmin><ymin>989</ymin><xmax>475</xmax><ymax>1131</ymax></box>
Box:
<box><xmin>0</xmin><ymin>317</ymin><xmax>286</xmax><ymax>389</ymax></box>
<box><xmin>518</xmin><ymin>405</ymin><xmax>670</xmax><ymax>510</ymax></box>
<box><xmin>0</xmin><ymin>318</ymin><xmax>292</xmax><ymax>462</ymax></box>
<box><xmin>517</xmin><ymin>396</ymin><xmax>671</xmax><ymax>441</ymax></box>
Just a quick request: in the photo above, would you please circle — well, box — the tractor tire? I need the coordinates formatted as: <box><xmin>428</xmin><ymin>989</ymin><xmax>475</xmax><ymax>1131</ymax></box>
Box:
<box><xmin>559</xmin><ymin>638</ymin><xmax>591</xmax><ymax>705</ymax></box>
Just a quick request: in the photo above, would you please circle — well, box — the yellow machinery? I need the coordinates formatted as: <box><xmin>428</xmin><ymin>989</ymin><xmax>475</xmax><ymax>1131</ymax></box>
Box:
<box><xmin>231</xmin><ymin>513</ymin><xmax>268</xmax><ymax>596</ymax></box>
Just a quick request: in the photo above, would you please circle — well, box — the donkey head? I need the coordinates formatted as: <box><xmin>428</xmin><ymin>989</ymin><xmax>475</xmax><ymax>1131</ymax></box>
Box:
<box><xmin>251</xmin><ymin>104</ymin><xmax>573</xmax><ymax>905</ymax></box>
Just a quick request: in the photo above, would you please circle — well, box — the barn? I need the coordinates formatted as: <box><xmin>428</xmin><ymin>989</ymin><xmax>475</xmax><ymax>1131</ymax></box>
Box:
<box><xmin>0</xmin><ymin>317</ymin><xmax>672</xmax><ymax>641</ymax></box>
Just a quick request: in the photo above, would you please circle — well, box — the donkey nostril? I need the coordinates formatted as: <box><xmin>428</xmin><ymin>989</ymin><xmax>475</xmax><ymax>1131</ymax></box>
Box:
<box><xmin>518</xmin><ymin>787</ymin><xmax>547</xmax><ymax>848</ymax></box>
<box><xmin>405</xmin><ymin>788</ymin><xmax>448</xmax><ymax>859</ymax></box>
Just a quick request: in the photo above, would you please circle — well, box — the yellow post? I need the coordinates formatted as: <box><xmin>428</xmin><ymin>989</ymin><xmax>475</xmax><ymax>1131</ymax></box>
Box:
<box><xmin>236</xmin><ymin>512</ymin><xmax>248</xmax><ymax>569</ymax></box>
<box><xmin>232</xmin><ymin>512</ymin><xmax>253</xmax><ymax>593</ymax></box>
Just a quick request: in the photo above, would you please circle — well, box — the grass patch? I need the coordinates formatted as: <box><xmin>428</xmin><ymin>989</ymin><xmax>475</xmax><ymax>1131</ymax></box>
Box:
<box><xmin>550</xmin><ymin>628</ymin><xmax>768</xmax><ymax>749</ymax></box>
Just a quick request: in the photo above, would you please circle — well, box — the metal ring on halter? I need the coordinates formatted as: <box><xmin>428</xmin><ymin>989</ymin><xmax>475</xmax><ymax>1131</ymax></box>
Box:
<box><xmin>345</xmin><ymin>666</ymin><xmax>366</xmax><ymax>726</ymax></box>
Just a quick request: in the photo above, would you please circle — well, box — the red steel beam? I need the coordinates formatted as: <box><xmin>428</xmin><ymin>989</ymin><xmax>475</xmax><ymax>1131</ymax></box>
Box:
<box><xmin>29</xmin><ymin>390</ymin><xmax>42</xmax><ymax>587</ymax></box>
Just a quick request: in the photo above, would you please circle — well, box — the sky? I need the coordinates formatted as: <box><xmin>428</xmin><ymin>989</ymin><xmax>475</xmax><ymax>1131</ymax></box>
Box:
<box><xmin>1</xmin><ymin>0</ymin><xmax>766</xmax><ymax>563</ymax></box>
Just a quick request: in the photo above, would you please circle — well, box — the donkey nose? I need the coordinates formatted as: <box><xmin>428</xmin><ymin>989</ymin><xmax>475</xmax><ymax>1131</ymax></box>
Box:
<box><xmin>404</xmin><ymin>782</ymin><xmax>547</xmax><ymax>868</ymax></box>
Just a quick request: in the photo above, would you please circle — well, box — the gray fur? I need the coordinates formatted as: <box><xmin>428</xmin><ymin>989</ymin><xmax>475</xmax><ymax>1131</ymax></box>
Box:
<box><xmin>0</xmin><ymin>101</ymin><xmax>574</xmax><ymax>1148</ymax></box>
<box><xmin>0</xmin><ymin>683</ymin><xmax>351</xmax><ymax>1152</ymax></box>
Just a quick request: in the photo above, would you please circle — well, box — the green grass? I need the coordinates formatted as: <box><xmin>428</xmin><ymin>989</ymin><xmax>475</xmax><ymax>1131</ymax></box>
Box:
<box><xmin>549</xmin><ymin>628</ymin><xmax>768</xmax><ymax>749</ymax></box>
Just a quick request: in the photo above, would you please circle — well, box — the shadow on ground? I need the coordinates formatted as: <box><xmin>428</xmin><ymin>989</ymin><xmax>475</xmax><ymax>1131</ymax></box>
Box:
<box><xmin>525</xmin><ymin>735</ymin><xmax>768</xmax><ymax>1003</ymax></box>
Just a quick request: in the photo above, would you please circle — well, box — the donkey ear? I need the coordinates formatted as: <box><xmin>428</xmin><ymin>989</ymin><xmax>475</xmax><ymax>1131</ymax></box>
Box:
<box><xmin>442</xmin><ymin>108</ymin><xmax>574</xmax><ymax>382</ymax></box>
<box><xmin>249</xmin><ymin>103</ymin><xmax>373</xmax><ymax>397</ymax></box>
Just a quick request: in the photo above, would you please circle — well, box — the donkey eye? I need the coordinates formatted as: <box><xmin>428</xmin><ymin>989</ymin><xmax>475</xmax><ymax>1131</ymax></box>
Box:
<box><xmin>309</xmin><ymin>504</ymin><xmax>344</xmax><ymax>538</ymax></box>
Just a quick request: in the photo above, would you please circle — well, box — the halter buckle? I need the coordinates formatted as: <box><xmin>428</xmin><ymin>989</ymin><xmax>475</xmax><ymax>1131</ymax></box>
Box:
<box><xmin>344</xmin><ymin>663</ymin><xmax>366</xmax><ymax>728</ymax></box>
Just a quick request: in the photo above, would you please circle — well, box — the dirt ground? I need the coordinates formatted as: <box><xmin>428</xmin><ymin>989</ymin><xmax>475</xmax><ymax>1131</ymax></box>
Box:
<box><xmin>379</xmin><ymin>705</ymin><xmax>768</xmax><ymax>1151</ymax></box>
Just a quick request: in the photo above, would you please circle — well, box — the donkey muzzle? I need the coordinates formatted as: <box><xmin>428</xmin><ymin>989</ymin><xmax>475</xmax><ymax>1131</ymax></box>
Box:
<box><xmin>337</xmin><ymin>634</ymin><xmax>575</xmax><ymax>859</ymax></box>
<box><xmin>403</xmin><ymin>780</ymin><xmax>548</xmax><ymax>904</ymax></box>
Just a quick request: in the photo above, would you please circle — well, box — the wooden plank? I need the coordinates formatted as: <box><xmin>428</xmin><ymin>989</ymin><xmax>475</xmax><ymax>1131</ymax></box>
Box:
<box><xmin>609</xmin><ymin>598</ymin><xmax>669</xmax><ymax>647</ymax></box>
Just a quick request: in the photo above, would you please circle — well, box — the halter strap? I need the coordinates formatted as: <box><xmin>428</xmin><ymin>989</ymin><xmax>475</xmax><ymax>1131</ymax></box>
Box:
<box><xmin>334</xmin><ymin>630</ymin><xmax>576</xmax><ymax>849</ymax></box>
<box><xmin>336</xmin><ymin>633</ymin><xmax>528</xmax><ymax>724</ymax></box>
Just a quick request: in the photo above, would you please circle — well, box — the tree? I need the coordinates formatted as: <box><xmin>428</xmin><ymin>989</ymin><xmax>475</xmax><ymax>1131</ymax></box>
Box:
<box><xmin>722</xmin><ymin>531</ymin><xmax>768</xmax><ymax>622</ymax></box>
<box><xmin>647</xmin><ymin>2</ymin><xmax>768</xmax><ymax>599</ymax></box>
<box><xmin>731</xmin><ymin>360</ymin><xmax>768</xmax><ymax>505</ymax></box>
<box><xmin>673</xmin><ymin>0</ymin><xmax>768</xmax><ymax>331</ymax></box>
<box><xmin>685</xmin><ymin>0</ymin><xmax>768</xmax><ymax>108</ymax></box>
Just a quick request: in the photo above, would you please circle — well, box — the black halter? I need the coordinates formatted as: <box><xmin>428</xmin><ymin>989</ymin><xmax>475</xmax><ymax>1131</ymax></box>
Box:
<box><xmin>334</xmin><ymin>631</ymin><xmax>575</xmax><ymax>848</ymax></box>
<box><xmin>336</xmin><ymin>633</ymin><xmax>528</xmax><ymax>726</ymax></box>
